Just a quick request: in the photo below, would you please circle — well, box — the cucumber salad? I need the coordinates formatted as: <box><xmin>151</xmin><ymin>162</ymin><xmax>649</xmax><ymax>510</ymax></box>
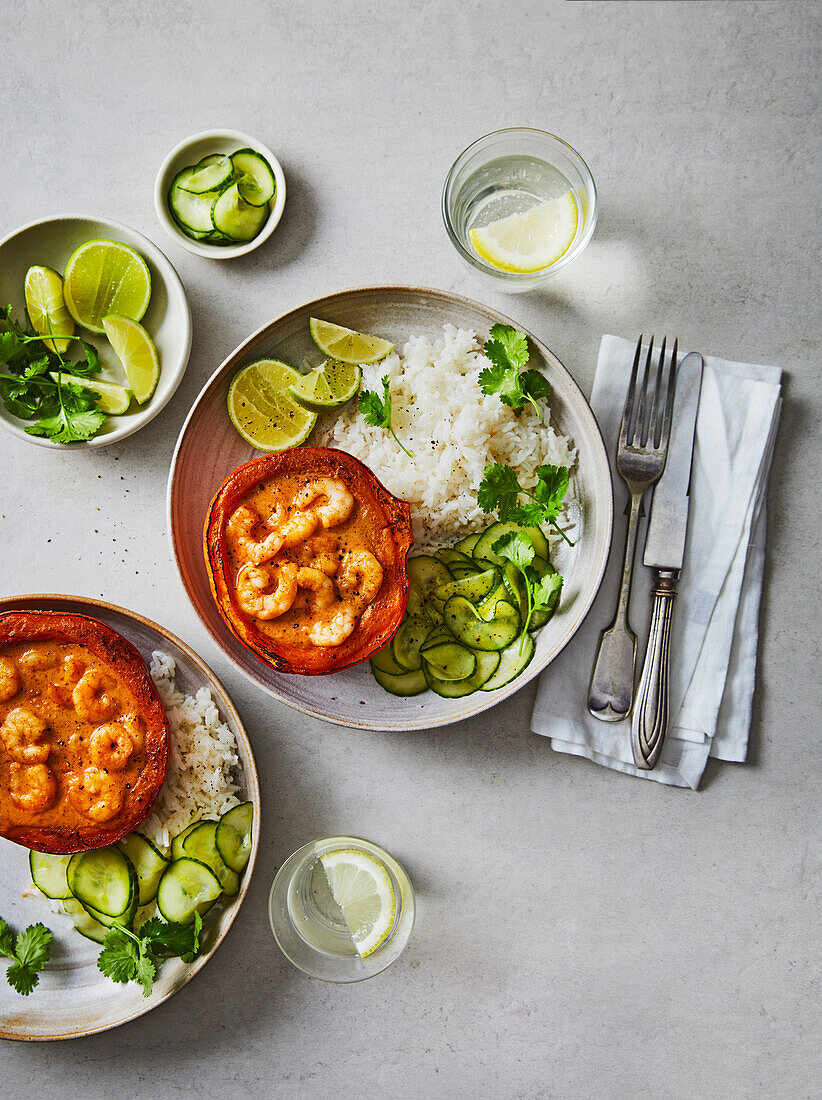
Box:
<box><xmin>168</xmin><ymin>148</ymin><xmax>276</xmax><ymax>245</ymax></box>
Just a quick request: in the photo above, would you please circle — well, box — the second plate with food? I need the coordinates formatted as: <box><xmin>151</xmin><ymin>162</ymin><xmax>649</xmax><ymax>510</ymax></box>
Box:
<box><xmin>168</xmin><ymin>285</ymin><xmax>613</xmax><ymax>731</ymax></box>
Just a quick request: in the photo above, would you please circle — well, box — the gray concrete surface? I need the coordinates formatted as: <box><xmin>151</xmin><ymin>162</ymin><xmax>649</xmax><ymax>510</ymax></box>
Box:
<box><xmin>1</xmin><ymin>1</ymin><xmax>820</xmax><ymax>1096</ymax></box>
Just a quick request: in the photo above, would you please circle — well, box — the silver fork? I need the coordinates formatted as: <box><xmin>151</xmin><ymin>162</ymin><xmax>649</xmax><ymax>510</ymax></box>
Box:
<box><xmin>587</xmin><ymin>336</ymin><xmax>677</xmax><ymax>722</ymax></box>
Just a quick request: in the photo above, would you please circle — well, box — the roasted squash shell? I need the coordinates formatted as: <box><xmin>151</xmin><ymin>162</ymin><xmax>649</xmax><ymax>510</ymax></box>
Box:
<box><xmin>204</xmin><ymin>447</ymin><xmax>413</xmax><ymax>675</ymax></box>
<box><xmin>0</xmin><ymin>611</ymin><xmax>169</xmax><ymax>853</ymax></box>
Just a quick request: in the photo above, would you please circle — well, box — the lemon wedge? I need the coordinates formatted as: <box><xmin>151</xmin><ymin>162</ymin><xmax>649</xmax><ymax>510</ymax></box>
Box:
<box><xmin>319</xmin><ymin>848</ymin><xmax>397</xmax><ymax>958</ymax></box>
<box><xmin>468</xmin><ymin>193</ymin><xmax>579</xmax><ymax>273</ymax></box>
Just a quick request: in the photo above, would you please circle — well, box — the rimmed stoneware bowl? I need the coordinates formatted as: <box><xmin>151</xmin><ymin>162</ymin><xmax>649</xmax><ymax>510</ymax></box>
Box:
<box><xmin>0</xmin><ymin>594</ymin><xmax>260</xmax><ymax>1041</ymax></box>
<box><xmin>0</xmin><ymin>215</ymin><xmax>192</xmax><ymax>450</ymax></box>
<box><xmin>168</xmin><ymin>285</ymin><xmax>613</xmax><ymax>731</ymax></box>
<box><xmin>154</xmin><ymin>128</ymin><xmax>286</xmax><ymax>260</ymax></box>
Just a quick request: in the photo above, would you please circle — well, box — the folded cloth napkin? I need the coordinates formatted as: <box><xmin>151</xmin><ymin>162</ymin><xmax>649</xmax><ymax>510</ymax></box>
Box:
<box><xmin>531</xmin><ymin>335</ymin><xmax>782</xmax><ymax>789</ymax></box>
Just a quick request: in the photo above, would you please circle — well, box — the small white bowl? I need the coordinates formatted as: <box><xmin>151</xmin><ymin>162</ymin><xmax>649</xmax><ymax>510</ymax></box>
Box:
<box><xmin>154</xmin><ymin>129</ymin><xmax>286</xmax><ymax>259</ymax></box>
<box><xmin>0</xmin><ymin>214</ymin><xmax>192</xmax><ymax>450</ymax></box>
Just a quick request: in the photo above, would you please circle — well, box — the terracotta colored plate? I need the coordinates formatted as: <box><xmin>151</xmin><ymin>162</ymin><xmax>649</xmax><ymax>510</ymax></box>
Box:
<box><xmin>0</xmin><ymin>595</ymin><xmax>260</xmax><ymax>1042</ymax></box>
<box><xmin>168</xmin><ymin>285</ymin><xmax>614</xmax><ymax>731</ymax></box>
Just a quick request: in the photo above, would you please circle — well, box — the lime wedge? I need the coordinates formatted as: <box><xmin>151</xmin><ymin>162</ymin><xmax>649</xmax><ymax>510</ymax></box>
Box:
<box><xmin>228</xmin><ymin>358</ymin><xmax>317</xmax><ymax>451</ymax></box>
<box><xmin>63</xmin><ymin>239</ymin><xmax>151</xmax><ymax>334</ymax></box>
<box><xmin>24</xmin><ymin>266</ymin><xmax>75</xmax><ymax>354</ymax></box>
<box><xmin>468</xmin><ymin>192</ymin><xmax>579</xmax><ymax>273</ymax></box>
<box><xmin>319</xmin><ymin>848</ymin><xmax>397</xmax><ymax>958</ymax></box>
<box><xmin>287</xmin><ymin>359</ymin><xmax>361</xmax><ymax>409</ymax></box>
<box><xmin>102</xmin><ymin>316</ymin><xmax>160</xmax><ymax>404</ymax></box>
<box><xmin>309</xmin><ymin>318</ymin><xmax>394</xmax><ymax>364</ymax></box>
<box><xmin>51</xmin><ymin>372</ymin><xmax>131</xmax><ymax>415</ymax></box>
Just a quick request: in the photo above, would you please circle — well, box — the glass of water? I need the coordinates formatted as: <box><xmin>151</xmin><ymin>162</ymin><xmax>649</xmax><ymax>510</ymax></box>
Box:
<box><xmin>442</xmin><ymin>127</ymin><xmax>597</xmax><ymax>292</ymax></box>
<box><xmin>269</xmin><ymin>835</ymin><xmax>415</xmax><ymax>982</ymax></box>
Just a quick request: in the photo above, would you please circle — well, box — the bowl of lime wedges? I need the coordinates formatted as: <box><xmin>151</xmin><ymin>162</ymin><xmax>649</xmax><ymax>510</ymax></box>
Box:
<box><xmin>0</xmin><ymin>215</ymin><xmax>191</xmax><ymax>449</ymax></box>
<box><xmin>155</xmin><ymin>129</ymin><xmax>286</xmax><ymax>259</ymax></box>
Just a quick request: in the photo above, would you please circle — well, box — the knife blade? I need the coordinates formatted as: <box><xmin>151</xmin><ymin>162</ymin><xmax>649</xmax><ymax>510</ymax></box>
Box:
<box><xmin>643</xmin><ymin>352</ymin><xmax>704</xmax><ymax>570</ymax></box>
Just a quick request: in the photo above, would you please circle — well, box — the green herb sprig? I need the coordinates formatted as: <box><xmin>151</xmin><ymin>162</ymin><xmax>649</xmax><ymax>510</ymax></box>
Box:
<box><xmin>97</xmin><ymin>913</ymin><xmax>203</xmax><ymax>998</ymax></box>
<box><xmin>478</xmin><ymin>324</ymin><xmax>550</xmax><ymax>419</ymax></box>
<box><xmin>358</xmin><ymin>374</ymin><xmax>412</xmax><ymax>457</ymax></box>
<box><xmin>0</xmin><ymin>916</ymin><xmax>53</xmax><ymax>996</ymax></box>
<box><xmin>492</xmin><ymin>531</ymin><xmax>563</xmax><ymax>649</ymax></box>
<box><xmin>478</xmin><ymin>461</ymin><xmax>573</xmax><ymax>545</ymax></box>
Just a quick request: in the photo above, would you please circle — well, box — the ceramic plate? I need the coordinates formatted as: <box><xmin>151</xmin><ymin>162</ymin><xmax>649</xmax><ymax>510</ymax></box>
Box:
<box><xmin>0</xmin><ymin>595</ymin><xmax>260</xmax><ymax>1041</ymax></box>
<box><xmin>0</xmin><ymin>215</ymin><xmax>192</xmax><ymax>449</ymax></box>
<box><xmin>168</xmin><ymin>286</ymin><xmax>613</xmax><ymax>731</ymax></box>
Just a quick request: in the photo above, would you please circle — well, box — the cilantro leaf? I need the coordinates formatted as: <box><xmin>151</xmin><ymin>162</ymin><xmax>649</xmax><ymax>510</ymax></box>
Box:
<box><xmin>477</xmin><ymin>462</ymin><xmax>573</xmax><ymax>546</ymax></box>
<box><xmin>97</xmin><ymin>914</ymin><xmax>204</xmax><ymax>999</ymax></box>
<box><xmin>492</xmin><ymin>530</ymin><xmax>536</xmax><ymax>573</ymax></box>
<box><xmin>491</xmin><ymin>532</ymin><xmax>564</xmax><ymax>649</ymax></box>
<box><xmin>0</xmin><ymin>917</ymin><xmax>53</xmax><ymax>996</ymax></box>
<box><xmin>139</xmin><ymin>912</ymin><xmax>202</xmax><ymax>960</ymax></box>
<box><xmin>135</xmin><ymin>952</ymin><xmax>156</xmax><ymax>997</ymax></box>
<box><xmin>479</xmin><ymin>325</ymin><xmax>547</xmax><ymax>419</ymax></box>
<box><xmin>532</xmin><ymin>569</ymin><xmax>563</xmax><ymax>612</ymax></box>
<box><xmin>358</xmin><ymin>375</ymin><xmax>412</xmax><ymax>457</ymax></box>
<box><xmin>477</xmin><ymin>463</ymin><xmax>522</xmax><ymax>519</ymax></box>
<box><xmin>97</xmin><ymin>926</ymin><xmax>141</xmax><ymax>985</ymax></box>
<box><xmin>533</xmin><ymin>464</ymin><xmax>570</xmax><ymax>518</ymax></box>
<box><xmin>72</xmin><ymin>340</ymin><xmax>101</xmax><ymax>378</ymax></box>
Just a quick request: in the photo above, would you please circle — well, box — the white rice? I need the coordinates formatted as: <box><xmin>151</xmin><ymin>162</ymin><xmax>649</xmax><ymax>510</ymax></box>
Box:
<box><xmin>317</xmin><ymin>324</ymin><xmax>577</xmax><ymax>551</ymax></box>
<box><xmin>141</xmin><ymin>650</ymin><xmax>242</xmax><ymax>851</ymax></box>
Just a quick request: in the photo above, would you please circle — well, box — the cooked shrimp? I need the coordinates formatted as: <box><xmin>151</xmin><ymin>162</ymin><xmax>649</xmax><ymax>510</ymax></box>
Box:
<box><xmin>18</xmin><ymin>649</ymin><xmax>58</xmax><ymax>672</ymax></box>
<box><xmin>308</xmin><ymin>605</ymin><xmax>358</xmax><ymax>647</ymax></box>
<box><xmin>296</xmin><ymin>567</ymin><xmax>336</xmax><ymax>612</ymax></box>
<box><xmin>46</xmin><ymin>682</ymin><xmax>72</xmax><ymax>706</ymax></box>
<box><xmin>89</xmin><ymin>715</ymin><xmax>140</xmax><ymax>771</ymax></box>
<box><xmin>0</xmin><ymin>656</ymin><xmax>20</xmax><ymax>702</ymax></box>
<box><xmin>8</xmin><ymin>762</ymin><xmax>57</xmax><ymax>814</ymax></box>
<box><xmin>62</xmin><ymin>654</ymin><xmax>86</xmax><ymax>682</ymax></box>
<box><xmin>67</xmin><ymin>766</ymin><xmax>123</xmax><ymax>822</ymax></box>
<box><xmin>0</xmin><ymin>707</ymin><xmax>50</xmax><ymax>764</ymax></box>
<box><xmin>72</xmin><ymin>670</ymin><xmax>118</xmax><ymax>723</ymax></box>
<box><xmin>227</xmin><ymin>504</ymin><xmax>287</xmax><ymax>565</ymax></box>
<box><xmin>236</xmin><ymin>562</ymin><xmax>299</xmax><ymax>620</ymax></box>
<box><xmin>336</xmin><ymin>550</ymin><xmax>384</xmax><ymax>605</ymax></box>
<box><xmin>293</xmin><ymin>478</ymin><xmax>354</xmax><ymax>529</ymax></box>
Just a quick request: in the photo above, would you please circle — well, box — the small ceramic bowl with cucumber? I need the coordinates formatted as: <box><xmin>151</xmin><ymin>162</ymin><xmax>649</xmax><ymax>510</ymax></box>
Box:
<box><xmin>155</xmin><ymin>129</ymin><xmax>286</xmax><ymax>259</ymax></box>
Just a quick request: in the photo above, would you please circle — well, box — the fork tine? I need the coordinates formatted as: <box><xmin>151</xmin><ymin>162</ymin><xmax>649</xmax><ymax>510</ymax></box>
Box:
<box><xmin>632</xmin><ymin>335</ymin><xmax>654</xmax><ymax>446</ymax></box>
<box><xmin>618</xmin><ymin>335</ymin><xmax>643</xmax><ymax>450</ymax></box>
<box><xmin>659</xmin><ymin>338</ymin><xmax>678</xmax><ymax>449</ymax></box>
<box><xmin>649</xmin><ymin>336</ymin><xmax>666</xmax><ymax>446</ymax></box>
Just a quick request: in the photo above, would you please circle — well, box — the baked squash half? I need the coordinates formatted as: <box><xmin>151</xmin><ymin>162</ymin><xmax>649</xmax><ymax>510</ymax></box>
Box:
<box><xmin>204</xmin><ymin>447</ymin><xmax>413</xmax><ymax>674</ymax></box>
<box><xmin>0</xmin><ymin>611</ymin><xmax>169</xmax><ymax>853</ymax></box>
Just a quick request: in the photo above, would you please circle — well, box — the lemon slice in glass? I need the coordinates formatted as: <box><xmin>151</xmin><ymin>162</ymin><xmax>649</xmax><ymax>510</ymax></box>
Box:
<box><xmin>24</xmin><ymin>266</ymin><xmax>75</xmax><ymax>354</ymax></box>
<box><xmin>319</xmin><ymin>848</ymin><xmax>397</xmax><ymax>958</ymax></box>
<box><xmin>309</xmin><ymin>318</ymin><xmax>395</xmax><ymax>364</ymax></box>
<box><xmin>102</xmin><ymin>316</ymin><xmax>160</xmax><ymax>405</ymax></box>
<box><xmin>63</xmin><ymin>239</ymin><xmax>151</xmax><ymax>333</ymax></box>
<box><xmin>468</xmin><ymin>192</ymin><xmax>579</xmax><ymax>273</ymax></box>
<box><xmin>287</xmin><ymin>358</ymin><xmax>361</xmax><ymax>409</ymax></box>
<box><xmin>227</xmin><ymin>358</ymin><xmax>317</xmax><ymax>451</ymax></box>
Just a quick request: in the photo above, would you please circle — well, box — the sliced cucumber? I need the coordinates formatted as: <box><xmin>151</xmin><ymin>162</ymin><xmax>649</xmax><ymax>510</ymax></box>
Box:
<box><xmin>529</xmin><ymin>557</ymin><xmax>562</xmax><ymax>630</ymax></box>
<box><xmin>421</xmin><ymin>641</ymin><xmax>476</xmax><ymax>682</ymax></box>
<box><xmin>231</xmin><ymin>148</ymin><xmax>276</xmax><ymax>206</ymax></box>
<box><xmin>67</xmin><ymin>847</ymin><xmax>137</xmax><ymax>918</ymax></box>
<box><xmin>431</xmin><ymin>568</ymin><xmax>499</xmax><ymax>609</ymax></box>
<box><xmin>81</xmin><ymin>890</ymin><xmax>138</xmax><ymax>930</ymax></box>
<box><xmin>182</xmin><ymin>821</ymin><xmax>240</xmax><ymax>896</ymax></box>
<box><xmin>424</xmin><ymin>649</ymin><xmax>500</xmax><ymax>698</ymax></box>
<box><xmin>448</xmin><ymin>563</ymin><xmax>483</xmax><ymax>580</ymax></box>
<box><xmin>171</xmin><ymin>820</ymin><xmax>217</xmax><ymax>861</ymax></box>
<box><xmin>370</xmin><ymin>642</ymin><xmax>406</xmax><ymax>676</ymax></box>
<box><xmin>212</xmin><ymin>183</ymin><xmax>269</xmax><ymax>241</ymax></box>
<box><xmin>157</xmin><ymin>858</ymin><xmax>222</xmax><ymax>924</ymax></box>
<box><xmin>501</xmin><ymin>562</ymin><xmax>527</xmax><ymax>615</ymax></box>
<box><xmin>443</xmin><ymin>594</ymin><xmax>521</xmax><ymax>651</ymax></box>
<box><xmin>168</xmin><ymin>167</ymin><xmax>221</xmax><ymax>234</ymax></box>
<box><xmin>64</xmin><ymin>898</ymin><xmax>109</xmax><ymax>944</ymax></box>
<box><xmin>454</xmin><ymin>532</ymin><xmax>481</xmax><ymax>556</ymax></box>
<box><xmin>215</xmin><ymin>801</ymin><xmax>254</xmax><ymax>874</ymax></box>
<box><xmin>181</xmin><ymin>154</ymin><xmax>233</xmax><ymax>194</ymax></box>
<box><xmin>390</xmin><ymin>616</ymin><xmax>431</xmax><ymax>672</ymax></box>
<box><xmin>408</xmin><ymin>556</ymin><xmax>452</xmax><ymax>595</ymax></box>
<box><xmin>371</xmin><ymin>665</ymin><xmax>427</xmax><ymax>696</ymax></box>
<box><xmin>419</xmin><ymin>624</ymin><xmax>454</xmax><ymax>651</ymax></box>
<box><xmin>473</xmin><ymin>522</ymin><xmax>549</xmax><ymax>566</ymax></box>
<box><xmin>435</xmin><ymin>548</ymin><xmax>474</xmax><ymax>571</ymax></box>
<box><xmin>481</xmin><ymin>632</ymin><xmax>536</xmax><ymax>691</ymax></box>
<box><xmin>30</xmin><ymin>851</ymin><xmax>72</xmax><ymax>900</ymax></box>
<box><xmin>118</xmin><ymin>832</ymin><xmax>169</xmax><ymax>906</ymax></box>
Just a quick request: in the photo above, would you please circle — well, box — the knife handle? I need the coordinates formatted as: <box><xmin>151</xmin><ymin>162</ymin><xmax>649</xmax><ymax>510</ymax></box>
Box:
<box><xmin>631</xmin><ymin>570</ymin><xmax>678</xmax><ymax>769</ymax></box>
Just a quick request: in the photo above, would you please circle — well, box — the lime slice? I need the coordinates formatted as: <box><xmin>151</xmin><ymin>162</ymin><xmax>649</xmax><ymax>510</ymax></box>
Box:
<box><xmin>287</xmin><ymin>358</ymin><xmax>361</xmax><ymax>409</ymax></box>
<box><xmin>468</xmin><ymin>192</ymin><xmax>579</xmax><ymax>273</ymax></box>
<box><xmin>227</xmin><ymin>358</ymin><xmax>317</xmax><ymax>451</ymax></box>
<box><xmin>63</xmin><ymin>239</ymin><xmax>151</xmax><ymax>334</ymax></box>
<box><xmin>309</xmin><ymin>318</ymin><xmax>394</xmax><ymax>364</ymax></box>
<box><xmin>319</xmin><ymin>848</ymin><xmax>397</xmax><ymax>958</ymax></box>
<box><xmin>51</xmin><ymin>372</ymin><xmax>131</xmax><ymax>415</ymax></box>
<box><xmin>24</xmin><ymin>266</ymin><xmax>75</xmax><ymax>354</ymax></box>
<box><xmin>102</xmin><ymin>316</ymin><xmax>160</xmax><ymax>405</ymax></box>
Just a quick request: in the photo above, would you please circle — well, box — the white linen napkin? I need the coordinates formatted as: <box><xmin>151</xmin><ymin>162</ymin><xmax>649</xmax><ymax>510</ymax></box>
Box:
<box><xmin>531</xmin><ymin>335</ymin><xmax>782</xmax><ymax>789</ymax></box>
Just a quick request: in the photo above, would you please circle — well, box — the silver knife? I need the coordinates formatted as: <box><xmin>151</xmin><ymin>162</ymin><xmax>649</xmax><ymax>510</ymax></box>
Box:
<box><xmin>631</xmin><ymin>351</ymin><xmax>704</xmax><ymax>769</ymax></box>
